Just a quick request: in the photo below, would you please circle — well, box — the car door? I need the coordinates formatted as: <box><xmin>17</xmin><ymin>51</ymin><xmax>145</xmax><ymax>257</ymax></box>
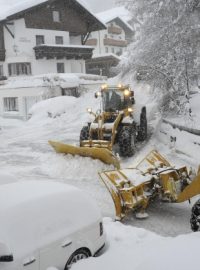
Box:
<box><xmin>39</xmin><ymin>238</ymin><xmax>73</xmax><ymax>270</ymax></box>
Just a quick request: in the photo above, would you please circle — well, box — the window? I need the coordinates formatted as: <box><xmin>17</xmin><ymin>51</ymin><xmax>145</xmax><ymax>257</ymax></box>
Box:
<box><xmin>4</xmin><ymin>97</ymin><xmax>19</xmax><ymax>112</ymax></box>
<box><xmin>105</xmin><ymin>47</ymin><xmax>109</xmax><ymax>53</ymax></box>
<box><xmin>57</xmin><ymin>63</ymin><xmax>65</xmax><ymax>73</ymax></box>
<box><xmin>8</xmin><ymin>63</ymin><xmax>32</xmax><ymax>76</ymax></box>
<box><xmin>36</xmin><ymin>35</ymin><xmax>45</xmax><ymax>46</ymax></box>
<box><xmin>111</xmin><ymin>47</ymin><xmax>115</xmax><ymax>53</ymax></box>
<box><xmin>53</xmin><ymin>11</ymin><xmax>61</xmax><ymax>22</ymax></box>
<box><xmin>105</xmin><ymin>34</ymin><xmax>107</xmax><ymax>38</ymax></box>
<box><xmin>55</xmin><ymin>36</ymin><xmax>64</xmax><ymax>45</ymax></box>
<box><xmin>0</xmin><ymin>65</ymin><xmax>3</xmax><ymax>76</ymax></box>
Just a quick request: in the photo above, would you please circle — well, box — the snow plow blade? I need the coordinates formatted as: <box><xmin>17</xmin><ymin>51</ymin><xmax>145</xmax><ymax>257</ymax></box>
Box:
<box><xmin>177</xmin><ymin>171</ymin><xmax>200</xmax><ymax>203</ymax></box>
<box><xmin>99</xmin><ymin>150</ymin><xmax>200</xmax><ymax>220</ymax></box>
<box><xmin>49</xmin><ymin>140</ymin><xmax>120</xmax><ymax>169</ymax></box>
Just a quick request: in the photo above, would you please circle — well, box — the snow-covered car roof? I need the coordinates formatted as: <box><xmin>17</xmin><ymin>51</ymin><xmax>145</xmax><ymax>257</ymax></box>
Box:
<box><xmin>0</xmin><ymin>181</ymin><xmax>101</xmax><ymax>258</ymax></box>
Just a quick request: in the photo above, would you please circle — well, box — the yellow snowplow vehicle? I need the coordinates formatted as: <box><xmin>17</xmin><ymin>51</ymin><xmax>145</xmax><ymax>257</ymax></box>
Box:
<box><xmin>49</xmin><ymin>84</ymin><xmax>147</xmax><ymax>168</ymax></box>
<box><xmin>99</xmin><ymin>150</ymin><xmax>200</xmax><ymax>230</ymax></box>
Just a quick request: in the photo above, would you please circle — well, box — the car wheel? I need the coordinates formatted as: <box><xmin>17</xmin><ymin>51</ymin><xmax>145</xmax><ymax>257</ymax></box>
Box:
<box><xmin>65</xmin><ymin>248</ymin><xmax>90</xmax><ymax>270</ymax></box>
<box><xmin>190</xmin><ymin>199</ymin><xmax>200</xmax><ymax>232</ymax></box>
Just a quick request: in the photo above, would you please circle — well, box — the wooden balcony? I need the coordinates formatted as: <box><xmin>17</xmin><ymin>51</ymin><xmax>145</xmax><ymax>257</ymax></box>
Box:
<box><xmin>0</xmin><ymin>49</ymin><xmax>6</xmax><ymax>61</ymax></box>
<box><xmin>85</xmin><ymin>39</ymin><xmax>98</xmax><ymax>46</ymax></box>
<box><xmin>108</xmin><ymin>26</ymin><xmax>122</xmax><ymax>35</ymax></box>
<box><xmin>34</xmin><ymin>45</ymin><xmax>94</xmax><ymax>60</ymax></box>
<box><xmin>104</xmin><ymin>38</ymin><xmax>127</xmax><ymax>47</ymax></box>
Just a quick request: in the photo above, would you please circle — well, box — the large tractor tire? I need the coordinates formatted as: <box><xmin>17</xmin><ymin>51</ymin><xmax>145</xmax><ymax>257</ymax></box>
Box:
<box><xmin>137</xmin><ymin>106</ymin><xmax>147</xmax><ymax>141</ymax></box>
<box><xmin>80</xmin><ymin>126</ymin><xmax>89</xmax><ymax>142</ymax></box>
<box><xmin>118</xmin><ymin>126</ymin><xmax>136</xmax><ymax>157</ymax></box>
<box><xmin>190</xmin><ymin>199</ymin><xmax>200</xmax><ymax>232</ymax></box>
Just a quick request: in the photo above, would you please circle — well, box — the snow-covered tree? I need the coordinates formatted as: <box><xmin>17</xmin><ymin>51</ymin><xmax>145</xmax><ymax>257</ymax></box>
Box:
<box><xmin>117</xmin><ymin>0</ymin><xmax>200</xmax><ymax>115</ymax></box>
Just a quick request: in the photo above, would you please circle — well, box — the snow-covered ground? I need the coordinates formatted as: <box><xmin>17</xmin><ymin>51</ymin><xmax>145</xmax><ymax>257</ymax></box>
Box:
<box><xmin>1</xmin><ymin>82</ymin><xmax>200</xmax><ymax>269</ymax></box>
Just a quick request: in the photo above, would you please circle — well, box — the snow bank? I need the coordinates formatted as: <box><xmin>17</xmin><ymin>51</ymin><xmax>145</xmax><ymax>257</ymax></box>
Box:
<box><xmin>29</xmin><ymin>96</ymin><xmax>78</xmax><ymax>122</ymax></box>
<box><xmin>73</xmin><ymin>218</ymin><xmax>200</xmax><ymax>270</ymax></box>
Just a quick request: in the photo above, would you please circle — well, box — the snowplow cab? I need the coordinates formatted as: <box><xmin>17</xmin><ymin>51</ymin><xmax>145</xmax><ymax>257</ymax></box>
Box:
<box><xmin>99</xmin><ymin>84</ymin><xmax>135</xmax><ymax>113</ymax></box>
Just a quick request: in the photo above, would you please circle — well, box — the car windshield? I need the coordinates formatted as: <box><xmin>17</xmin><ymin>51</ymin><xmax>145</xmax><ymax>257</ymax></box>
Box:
<box><xmin>102</xmin><ymin>89</ymin><xmax>131</xmax><ymax>112</ymax></box>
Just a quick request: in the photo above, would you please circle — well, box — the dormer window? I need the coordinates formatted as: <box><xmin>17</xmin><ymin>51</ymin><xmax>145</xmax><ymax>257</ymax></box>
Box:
<box><xmin>53</xmin><ymin>11</ymin><xmax>61</xmax><ymax>22</ymax></box>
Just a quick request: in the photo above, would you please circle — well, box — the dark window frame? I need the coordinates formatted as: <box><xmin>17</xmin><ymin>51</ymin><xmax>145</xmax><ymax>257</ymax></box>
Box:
<box><xmin>57</xmin><ymin>63</ymin><xmax>65</xmax><ymax>73</ymax></box>
<box><xmin>0</xmin><ymin>65</ymin><xmax>3</xmax><ymax>76</ymax></box>
<box><xmin>8</xmin><ymin>63</ymin><xmax>32</xmax><ymax>76</ymax></box>
<box><xmin>55</xmin><ymin>36</ymin><xmax>64</xmax><ymax>45</ymax></box>
<box><xmin>4</xmin><ymin>97</ymin><xmax>19</xmax><ymax>112</ymax></box>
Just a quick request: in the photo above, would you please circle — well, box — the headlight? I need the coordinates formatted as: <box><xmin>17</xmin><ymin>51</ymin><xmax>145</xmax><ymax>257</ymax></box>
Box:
<box><xmin>87</xmin><ymin>108</ymin><xmax>92</xmax><ymax>113</ymax></box>
<box><xmin>128</xmin><ymin>107</ymin><xmax>133</xmax><ymax>112</ymax></box>
<box><xmin>124</xmin><ymin>89</ymin><xmax>130</xmax><ymax>96</ymax></box>
<box><xmin>101</xmin><ymin>84</ymin><xmax>108</xmax><ymax>90</ymax></box>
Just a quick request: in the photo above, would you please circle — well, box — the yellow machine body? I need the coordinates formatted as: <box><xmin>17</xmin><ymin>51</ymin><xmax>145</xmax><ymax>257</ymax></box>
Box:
<box><xmin>99</xmin><ymin>150</ymin><xmax>200</xmax><ymax>220</ymax></box>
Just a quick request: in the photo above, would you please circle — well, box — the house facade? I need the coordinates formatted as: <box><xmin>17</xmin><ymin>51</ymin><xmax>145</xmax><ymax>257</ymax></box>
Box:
<box><xmin>85</xmin><ymin>7</ymin><xmax>134</xmax><ymax>77</ymax></box>
<box><xmin>0</xmin><ymin>0</ymin><xmax>105</xmax><ymax>77</ymax></box>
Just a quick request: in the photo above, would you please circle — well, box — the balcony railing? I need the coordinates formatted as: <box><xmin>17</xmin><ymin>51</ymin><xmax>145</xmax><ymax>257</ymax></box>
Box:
<box><xmin>0</xmin><ymin>49</ymin><xmax>6</xmax><ymax>61</ymax></box>
<box><xmin>104</xmin><ymin>38</ymin><xmax>127</xmax><ymax>47</ymax></box>
<box><xmin>108</xmin><ymin>26</ymin><xmax>122</xmax><ymax>35</ymax></box>
<box><xmin>34</xmin><ymin>44</ymin><xmax>94</xmax><ymax>60</ymax></box>
<box><xmin>85</xmin><ymin>39</ymin><xmax>98</xmax><ymax>46</ymax></box>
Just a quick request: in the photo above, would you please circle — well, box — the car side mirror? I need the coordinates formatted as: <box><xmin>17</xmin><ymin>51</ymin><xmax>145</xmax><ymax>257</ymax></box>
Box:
<box><xmin>0</xmin><ymin>255</ymin><xmax>14</xmax><ymax>262</ymax></box>
<box><xmin>0</xmin><ymin>243</ymin><xmax>14</xmax><ymax>262</ymax></box>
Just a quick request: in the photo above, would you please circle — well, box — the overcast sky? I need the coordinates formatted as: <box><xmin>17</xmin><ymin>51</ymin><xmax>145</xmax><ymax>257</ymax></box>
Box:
<box><xmin>85</xmin><ymin>0</ymin><xmax>115</xmax><ymax>12</ymax></box>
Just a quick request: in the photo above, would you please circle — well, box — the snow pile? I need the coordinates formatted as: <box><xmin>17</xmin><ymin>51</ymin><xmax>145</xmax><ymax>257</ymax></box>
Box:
<box><xmin>29</xmin><ymin>96</ymin><xmax>78</xmax><ymax>121</ymax></box>
<box><xmin>73</xmin><ymin>218</ymin><xmax>200</xmax><ymax>270</ymax></box>
<box><xmin>0</xmin><ymin>73</ymin><xmax>106</xmax><ymax>90</ymax></box>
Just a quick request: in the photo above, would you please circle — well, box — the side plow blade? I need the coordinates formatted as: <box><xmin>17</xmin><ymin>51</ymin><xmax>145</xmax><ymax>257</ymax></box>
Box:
<box><xmin>49</xmin><ymin>140</ymin><xmax>120</xmax><ymax>169</ymax></box>
<box><xmin>177</xmin><ymin>172</ymin><xmax>200</xmax><ymax>203</ymax></box>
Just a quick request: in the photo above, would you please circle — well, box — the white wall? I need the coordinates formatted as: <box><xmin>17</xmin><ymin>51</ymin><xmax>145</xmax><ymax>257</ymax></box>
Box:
<box><xmin>70</xmin><ymin>36</ymin><xmax>82</xmax><ymax>45</ymax></box>
<box><xmin>71</xmin><ymin>60</ymin><xmax>85</xmax><ymax>73</ymax></box>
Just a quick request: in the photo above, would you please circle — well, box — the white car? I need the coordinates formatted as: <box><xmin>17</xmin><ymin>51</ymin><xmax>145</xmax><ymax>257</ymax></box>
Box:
<box><xmin>0</xmin><ymin>181</ymin><xmax>105</xmax><ymax>270</ymax></box>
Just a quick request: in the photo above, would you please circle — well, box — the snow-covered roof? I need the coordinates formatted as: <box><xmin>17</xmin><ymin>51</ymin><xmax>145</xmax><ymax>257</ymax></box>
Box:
<box><xmin>35</xmin><ymin>44</ymin><xmax>94</xmax><ymax>49</ymax></box>
<box><xmin>93</xmin><ymin>53</ymin><xmax>121</xmax><ymax>60</ymax></box>
<box><xmin>0</xmin><ymin>0</ymin><xmax>106</xmax><ymax>30</ymax></box>
<box><xmin>96</xmin><ymin>6</ymin><xmax>134</xmax><ymax>33</ymax></box>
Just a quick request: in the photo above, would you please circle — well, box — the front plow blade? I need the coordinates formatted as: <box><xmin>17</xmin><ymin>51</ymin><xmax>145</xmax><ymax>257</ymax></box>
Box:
<box><xmin>49</xmin><ymin>140</ymin><xmax>120</xmax><ymax>169</ymax></box>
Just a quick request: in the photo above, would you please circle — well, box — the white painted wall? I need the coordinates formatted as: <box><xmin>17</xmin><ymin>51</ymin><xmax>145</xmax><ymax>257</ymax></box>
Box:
<box><xmin>71</xmin><ymin>60</ymin><xmax>85</xmax><ymax>73</ymax></box>
<box><xmin>70</xmin><ymin>36</ymin><xmax>82</xmax><ymax>45</ymax></box>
